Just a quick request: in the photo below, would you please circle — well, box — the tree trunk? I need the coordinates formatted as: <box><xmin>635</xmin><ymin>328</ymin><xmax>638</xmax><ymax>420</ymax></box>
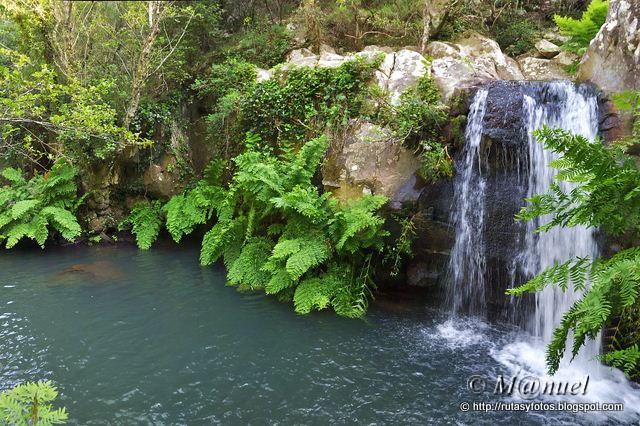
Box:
<box><xmin>123</xmin><ymin>1</ymin><xmax>162</xmax><ymax>131</ymax></box>
<box><xmin>421</xmin><ymin>0</ymin><xmax>432</xmax><ymax>55</ymax></box>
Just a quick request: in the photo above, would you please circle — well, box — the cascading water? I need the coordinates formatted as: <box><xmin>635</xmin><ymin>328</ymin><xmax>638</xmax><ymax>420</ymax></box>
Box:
<box><xmin>519</xmin><ymin>83</ymin><xmax>601</xmax><ymax>370</ymax></box>
<box><xmin>447</xmin><ymin>89</ymin><xmax>489</xmax><ymax>316</ymax></box>
<box><xmin>443</xmin><ymin>81</ymin><xmax>640</xmax><ymax>419</ymax></box>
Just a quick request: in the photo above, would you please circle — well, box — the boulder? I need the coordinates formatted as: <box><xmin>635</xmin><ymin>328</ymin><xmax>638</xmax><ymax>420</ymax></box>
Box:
<box><xmin>535</xmin><ymin>39</ymin><xmax>561</xmax><ymax>58</ymax></box>
<box><xmin>256</xmin><ymin>68</ymin><xmax>272</xmax><ymax>82</ymax></box>
<box><xmin>578</xmin><ymin>0</ymin><xmax>640</xmax><ymax>95</ymax></box>
<box><xmin>322</xmin><ymin>120</ymin><xmax>421</xmax><ymax>208</ymax></box>
<box><xmin>427</xmin><ymin>32</ymin><xmax>524</xmax><ymax>101</ymax></box>
<box><xmin>317</xmin><ymin>51</ymin><xmax>347</xmax><ymax>68</ymax></box>
<box><xmin>285</xmin><ymin>46</ymin><xmax>428</xmax><ymax>105</ymax></box>
<box><xmin>143</xmin><ymin>154</ymin><xmax>181</xmax><ymax>199</ymax></box>
<box><xmin>385</xmin><ymin>49</ymin><xmax>428</xmax><ymax>105</ymax></box>
<box><xmin>363</xmin><ymin>45</ymin><xmax>394</xmax><ymax>54</ymax></box>
<box><xmin>578</xmin><ymin>0</ymin><xmax>640</xmax><ymax>135</ymax></box>
<box><xmin>285</xmin><ymin>48</ymin><xmax>318</xmax><ymax>67</ymax></box>
<box><xmin>518</xmin><ymin>57</ymin><xmax>570</xmax><ymax>80</ymax></box>
<box><xmin>543</xmin><ymin>31</ymin><xmax>570</xmax><ymax>44</ymax></box>
<box><xmin>552</xmin><ymin>51</ymin><xmax>579</xmax><ymax>67</ymax></box>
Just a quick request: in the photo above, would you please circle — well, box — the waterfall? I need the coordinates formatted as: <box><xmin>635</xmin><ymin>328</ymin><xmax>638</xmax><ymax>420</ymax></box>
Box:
<box><xmin>441</xmin><ymin>81</ymin><xmax>640</xmax><ymax>418</ymax></box>
<box><xmin>518</xmin><ymin>82</ymin><xmax>601</xmax><ymax>370</ymax></box>
<box><xmin>448</xmin><ymin>82</ymin><xmax>602</xmax><ymax>363</ymax></box>
<box><xmin>447</xmin><ymin>89</ymin><xmax>489</xmax><ymax>316</ymax></box>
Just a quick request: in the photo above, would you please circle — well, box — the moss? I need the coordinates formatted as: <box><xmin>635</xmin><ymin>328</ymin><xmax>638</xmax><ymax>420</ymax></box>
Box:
<box><xmin>450</xmin><ymin>115</ymin><xmax>468</xmax><ymax>150</ymax></box>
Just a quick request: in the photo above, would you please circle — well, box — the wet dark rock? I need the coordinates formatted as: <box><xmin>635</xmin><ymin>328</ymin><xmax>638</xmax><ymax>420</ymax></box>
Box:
<box><xmin>409</xmin><ymin>80</ymin><xmax>608</xmax><ymax>323</ymax></box>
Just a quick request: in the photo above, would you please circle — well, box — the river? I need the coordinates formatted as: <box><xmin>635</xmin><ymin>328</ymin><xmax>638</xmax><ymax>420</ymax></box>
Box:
<box><xmin>1</xmin><ymin>244</ymin><xmax>638</xmax><ymax>424</ymax></box>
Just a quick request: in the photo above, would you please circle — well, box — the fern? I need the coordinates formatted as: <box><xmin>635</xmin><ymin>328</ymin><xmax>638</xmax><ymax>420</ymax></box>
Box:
<box><xmin>554</xmin><ymin>0</ymin><xmax>609</xmax><ymax>54</ymax></box>
<box><xmin>294</xmin><ymin>269</ymin><xmax>344</xmax><ymax>314</ymax></box>
<box><xmin>0</xmin><ymin>161</ymin><xmax>82</xmax><ymax>248</ymax></box>
<box><xmin>130</xmin><ymin>132</ymin><xmax>390</xmax><ymax>317</ymax></box>
<box><xmin>195</xmin><ymin>135</ymin><xmax>387</xmax><ymax>316</ymax></box>
<box><xmin>0</xmin><ymin>381</ymin><xmax>68</xmax><ymax>425</ymax></box>
<box><xmin>126</xmin><ymin>201</ymin><xmax>163</xmax><ymax>250</ymax></box>
<box><xmin>226</xmin><ymin>237</ymin><xmax>273</xmax><ymax>289</ymax></box>
<box><xmin>600</xmin><ymin>345</ymin><xmax>640</xmax><ymax>377</ymax></box>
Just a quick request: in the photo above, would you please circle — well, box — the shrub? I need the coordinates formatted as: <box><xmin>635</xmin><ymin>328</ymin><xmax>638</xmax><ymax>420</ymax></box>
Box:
<box><xmin>493</xmin><ymin>13</ymin><xmax>541</xmax><ymax>57</ymax></box>
<box><xmin>0</xmin><ymin>161</ymin><xmax>82</xmax><ymax>248</ymax></box>
<box><xmin>384</xmin><ymin>74</ymin><xmax>452</xmax><ymax>182</ymax></box>
<box><xmin>392</xmin><ymin>75</ymin><xmax>447</xmax><ymax>147</ymax></box>
<box><xmin>242</xmin><ymin>56</ymin><xmax>382</xmax><ymax>147</ymax></box>
<box><xmin>226</xmin><ymin>23</ymin><xmax>293</xmax><ymax>68</ymax></box>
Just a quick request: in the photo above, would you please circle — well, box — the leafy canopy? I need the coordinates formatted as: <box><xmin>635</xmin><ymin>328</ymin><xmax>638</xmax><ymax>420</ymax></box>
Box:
<box><xmin>0</xmin><ymin>48</ymin><xmax>145</xmax><ymax>165</ymax></box>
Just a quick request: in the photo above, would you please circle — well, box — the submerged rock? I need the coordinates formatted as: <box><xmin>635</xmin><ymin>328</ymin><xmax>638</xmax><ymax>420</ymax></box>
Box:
<box><xmin>51</xmin><ymin>260</ymin><xmax>124</xmax><ymax>284</ymax></box>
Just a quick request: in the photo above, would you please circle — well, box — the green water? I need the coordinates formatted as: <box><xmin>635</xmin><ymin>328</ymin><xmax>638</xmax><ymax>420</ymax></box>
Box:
<box><xmin>0</xmin><ymin>244</ymin><xmax>637</xmax><ymax>425</ymax></box>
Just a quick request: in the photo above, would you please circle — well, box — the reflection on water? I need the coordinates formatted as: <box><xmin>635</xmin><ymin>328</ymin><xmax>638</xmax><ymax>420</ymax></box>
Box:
<box><xmin>0</xmin><ymin>245</ymin><xmax>638</xmax><ymax>425</ymax></box>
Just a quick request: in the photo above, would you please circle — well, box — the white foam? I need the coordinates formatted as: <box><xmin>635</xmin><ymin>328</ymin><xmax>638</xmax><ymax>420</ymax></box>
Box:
<box><xmin>493</xmin><ymin>339</ymin><xmax>640</xmax><ymax>422</ymax></box>
<box><xmin>433</xmin><ymin>318</ymin><xmax>488</xmax><ymax>349</ymax></box>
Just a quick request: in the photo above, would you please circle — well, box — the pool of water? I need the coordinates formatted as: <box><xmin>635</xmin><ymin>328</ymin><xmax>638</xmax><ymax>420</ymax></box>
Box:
<box><xmin>1</xmin><ymin>244</ymin><xmax>639</xmax><ymax>425</ymax></box>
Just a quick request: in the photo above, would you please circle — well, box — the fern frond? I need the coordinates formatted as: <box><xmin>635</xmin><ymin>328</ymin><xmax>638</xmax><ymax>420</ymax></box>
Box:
<box><xmin>227</xmin><ymin>237</ymin><xmax>273</xmax><ymax>289</ymax></box>
<box><xmin>10</xmin><ymin>199</ymin><xmax>40</xmax><ymax>219</ymax></box>
<box><xmin>128</xmin><ymin>202</ymin><xmax>163</xmax><ymax>250</ymax></box>
<box><xmin>285</xmin><ymin>236</ymin><xmax>330</xmax><ymax>280</ymax></box>
<box><xmin>600</xmin><ymin>345</ymin><xmax>640</xmax><ymax>377</ymax></box>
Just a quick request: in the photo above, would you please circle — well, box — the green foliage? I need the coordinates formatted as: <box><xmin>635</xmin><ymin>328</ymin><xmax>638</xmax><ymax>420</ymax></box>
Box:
<box><xmin>419</xmin><ymin>142</ymin><xmax>453</xmax><ymax>183</ymax></box>
<box><xmin>131</xmin><ymin>135</ymin><xmax>389</xmax><ymax>317</ymax></box>
<box><xmin>193</xmin><ymin>59</ymin><xmax>259</xmax><ymax>160</ymax></box>
<box><xmin>0</xmin><ymin>381</ymin><xmax>68</xmax><ymax>425</ymax></box>
<box><xmin>554</xmin><ymin>0</ymin><xmax>609</xmax><ymax>54</ymax></box>
<box><xmin>125</xmin><ymin>201</ymin><xmax>163</xmax><ymax>250</ymax></box>
<box><xmin>493</xmin><ymin>13</ymin><xmax>541</xmax><ymax>56</ymax></box>
<box><xmin>243</xmin><ymin>56</ymin><xmax>382</xmax><ymax>146</ymax></box>
<box><xmin>0</xmin><ymin>48</ymin><xmax>145</xmax><ymax>164</ymax></box>
<box><xmin>391</xmin><ymin>75</ymin><xmax>446</xmax><ymax>145</ymax></box>
<box><xmin>0</xmin><ymin>161</ymin><xmax>82</xmax><ymax>248</ymax></box>
<box><xmin>383</xmin><ymin>74</ymin><xmax>451</xmax><ymax>182</ymax></box>
<box><xmin>226</xmin><ymin>22</ymin><xmax>293</xmax><ymax>69</ymax></box>
<box><xmin>509</xmin><ymin>123</ymin><xmax>640</xmax><ymax>377</ymax></box>
<box><xmin>383</xmin><ymin>215</ymin><xmax>416</xmax><ymax>277</ymax></box>
<box><xmin>600</xmin><ymin>345</ymin><xmax>640</xmax><ymax>379</ymax></box>
<box><xmin>124</xmin><ymin>160</ymin><xmax>227</xmax><ymax>249</ymax></box>
<box><xmin>516</xmin><ymin>127</ymin><xmax>640</xmax><ymax>236</ymax></box>
<box><xmin>192</xmin><ymin>59</ymin><xmax>257</xmax><ymax>102</ymax></box>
